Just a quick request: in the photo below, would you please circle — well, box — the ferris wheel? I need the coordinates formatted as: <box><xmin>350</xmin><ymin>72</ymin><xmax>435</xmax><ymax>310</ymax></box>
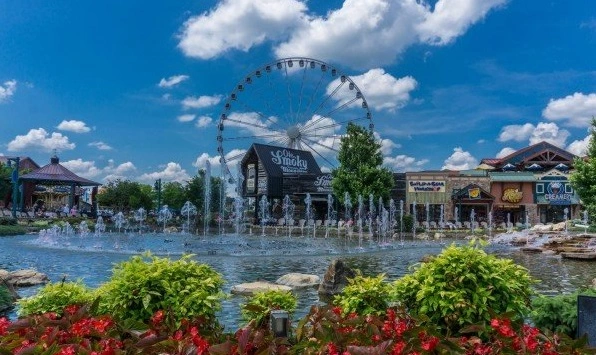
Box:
<box><xmin>216</xmin><ymin>57</ymin><xmax>373</xmax><ymax>182</ymax></box>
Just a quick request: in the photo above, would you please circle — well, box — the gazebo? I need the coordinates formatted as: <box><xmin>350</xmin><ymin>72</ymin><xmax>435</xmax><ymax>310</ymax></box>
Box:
<box><xmin>19</xmin><ymin>155</ymin><xmax>101</xmax><ymax>214</ymax></box>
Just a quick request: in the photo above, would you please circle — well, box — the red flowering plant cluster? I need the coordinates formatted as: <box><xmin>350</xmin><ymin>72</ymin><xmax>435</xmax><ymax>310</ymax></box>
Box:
<box><xmin>457</xmin><ymin>317</ymin><xmax>594</xmax><ymax>355</ymax></box>
<box><xmin>0</xmin><ymin>304</ymin><xmax>124</xmax><ymax>355</ymax></box>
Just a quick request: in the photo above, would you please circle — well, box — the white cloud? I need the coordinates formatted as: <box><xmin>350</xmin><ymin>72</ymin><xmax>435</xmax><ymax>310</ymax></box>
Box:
<box><xmin>179</xmin><ymin>0</ymin><xmax>504</xmax><ymax>69</ymax></box>
<box><xmin>498</xmin><ymin>122</ymin><xmax>570</xmax><ymax>148</ymax></box>
<box><xmin>193</xmin><ymin>149</ymin><xmax>247</xmax><ymax>175</ymax></box>
<box><xmin>477</xmin><ymin>139</ymin><xmax>485</xmax><ymax>144</ymax></box>
<box><xmin>195</xmin><ymin>115</ymin><xmax>213</xmax><ymax>128</ymax></box>
<box><xmin>567</xmin><ymin>135</ymin><xmax>592</xmax><ymax>157</ymax></box>
<box><xmin>138</xmin><ymin>162</ymin><xmax>191</xmax><ymax>183</ymax></box>
<box><xmin>158</xmin><ymin>75</ymin><xmax>189</xmax><ymax>88</ymax></box>
<box><xmin>528</xmin><ymin>122</ymin><xmax>570</xmax><ymax>147</ymax></box>
<box><xmin>177</xmin><ymin>114</ymin><xmax>196</xmax><ymax>122</ymax></box>
<box><xmin>332</xmin><ymin>69</ymin><xmax>417</xmax><ymax>112</ymax></box>
<box><xmin>442</xmin><ymin>147</ymin><xmax>477</xmax><ymax>170</ymax></box>
<box><xmin>384</xmin><ymin>155</ymin><xmax>428</xmax><ymax>172</ymax></box>
<box><xmin>416</xmin><ymin>0</ymin><xmax>507</xmax><ymax>45</ymax></box>
<box><xmin>542</xmin><ymin>92</ymin><xmax>596</xmax><ymax>127</ymax></box>
<box><xmin>498</xmin><ymin>123</ymin><xmax>534</xmax><ymax>142</ymax></box>
<box><xmin>496</xmin><ymin>147</ymin><xmax>516</xmax><ymax>158</ymax></box>
<box><xmin>88</xmin><ymin>141</ymin><xmax>113</xmax><ymax>150</ymax></box>
<box><xmin>57</xmin><ymin>120</ymin><xmax>91</xmax><ymax>133</ymax></box>
<box><xmin>178</xmin><ymin>0</ymin><xmax>308</xmax><ymax>59</ymax></box>
<box><xmin>275</xmin><ymin>0</ymin><xmax>505</xmax><ymax>69</ymax></box>
<box><xmin>181</xmin><ymin>95</ymin><xmax>223</xmax><ymax>109</ymax></box>
<box><xmin>374</xmin><ymin>132</ymin><xmax>400</xmax><ymax>155</ymax></box>
<box><xmin>7</xmin><ymin>128</ymin><xmax>75</xmax><ymax>152</ymax></box>
<box><xmin>61</xmin><ymin>159</ymin><xmax>103</xmax><ymax>178</ymax></box>
<box><xmin>0</xmin><ymin>80</ymin><xmax>17</xmax><ymax>102</ymax></box>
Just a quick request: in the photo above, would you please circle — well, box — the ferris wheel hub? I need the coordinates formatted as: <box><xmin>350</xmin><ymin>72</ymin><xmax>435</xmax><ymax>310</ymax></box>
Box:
<box><xmin>286</xmin><ymin>125</ymin><xmax>301</xmax><ymax>140</ymax></box>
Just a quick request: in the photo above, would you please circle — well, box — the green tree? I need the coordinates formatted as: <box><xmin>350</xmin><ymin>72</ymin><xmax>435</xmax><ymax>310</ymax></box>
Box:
<box><xmin>570</xmin><ymin>118</ymin><xmax>596</xmax><ymax>222</ymax></box>
<box><xmin>0</xmin><ymin>163</ymin><xmax>11</xmax><ymax>205</ymax></box>
<box><xmin>331</xmin><ymin>122</ymin><xmax>394</xmax><ymax>204</ymax></box>
<box><xmin>96</xmin><ymin>179</ymin><xmax>153</xmax><ymax>211</ymax></box>
<box><xmin>162</xmin><ymin>181</ymin><xmax>187</xmax><ymax>211</ymax></box>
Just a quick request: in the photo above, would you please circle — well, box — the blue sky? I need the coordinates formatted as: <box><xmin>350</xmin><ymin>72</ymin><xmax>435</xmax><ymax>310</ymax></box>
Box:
<box><xmin>1</xmin><ymin>0</ymin><xmax>595</xmax><ymax>185</ymax></box>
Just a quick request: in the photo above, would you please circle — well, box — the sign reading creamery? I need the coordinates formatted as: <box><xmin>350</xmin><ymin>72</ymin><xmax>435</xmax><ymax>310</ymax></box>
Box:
<box><xmin>502</xmin><ymin>188</ymin><xmax>523</xmax><ymax>203</ymax></box>
<box><xmin>408</xmin><ymin>180</ymin><xmax>446</xmax><ymax>192</ymax></box>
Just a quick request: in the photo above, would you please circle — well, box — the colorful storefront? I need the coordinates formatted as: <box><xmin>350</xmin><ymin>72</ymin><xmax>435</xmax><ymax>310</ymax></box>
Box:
<box><xmin>489</xmin><ymin>172</ymin><xmax>537</xmax><ymax>226</ymax></box>
<box><xmin>534</xmin><ymin>170</ymin><xmax>581</xmax><ymax>223</ymax></box>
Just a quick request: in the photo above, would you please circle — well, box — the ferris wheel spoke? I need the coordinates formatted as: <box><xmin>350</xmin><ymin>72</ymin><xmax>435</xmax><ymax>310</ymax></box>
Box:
<box><xmin>301</xmin><ymin>135</ymin><xmax>340</xmax><ymax>153</ymax></box>
<box><xmin>301</xmin><ymin>115</ymin><xmax>369</xmax><ymax>134</ymax></box>
<box><xmin>295</xmin><ymin>63</ymin><xmax>309</xmax><ymax>125</ymax></box>
<box><xmin>318</xmin><ymin>97</ymin><xmax>360</xmax><ymax>119</ymax></box>
<box><xmin>223</xmin><ymin>132</ymin><xmax>285</xmax><ymax>141</ymax></box>
<box><xmin>224</xmin><ymin>116</ymin><xmax>284</xmax><ymax>133</ymax></box>
<box><xmin>306</xmin><ymin>82</ymin><xmax>346</xmax><ymax>124</ymax></box>
<box><xmin>225</xmin><ymin>151</ymin><xmax>247</xmax><ymax>163</ymax></box>
<box><xmin>229</xmin><ymin>101</ymin><xmax>286</xmax><ymax>132</ymax></box>
<box><xmin>301</xmin><ymin>70</ymin><xmax>326</xmax><ymax>124</ymax></box>
<box><xmin>283</xmin><ymin>62</ymin><xmax>295</xmax><ymax>123</ymax></box>
<box><xmin>299</xmin><ymin>139</ymin><xmax>337</xmax><ymax>168</ymax></box>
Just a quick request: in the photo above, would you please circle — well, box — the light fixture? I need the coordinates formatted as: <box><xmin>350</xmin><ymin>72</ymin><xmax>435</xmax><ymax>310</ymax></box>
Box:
<box><xmin>270</xmin><ymin>310</ymin><xmax>289</xmax><ymax>337</ymax></box>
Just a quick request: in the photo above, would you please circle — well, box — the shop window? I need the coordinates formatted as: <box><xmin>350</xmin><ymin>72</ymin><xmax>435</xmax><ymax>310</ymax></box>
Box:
<box><xmin>536</xmin><ymin>184</ymin><xmax>544</xmax><ymax>193</ymax></box>
<box><xmin>565</xmin><ymin>184</ymin><xmax>573</xmax><ymax>193</ymax></box>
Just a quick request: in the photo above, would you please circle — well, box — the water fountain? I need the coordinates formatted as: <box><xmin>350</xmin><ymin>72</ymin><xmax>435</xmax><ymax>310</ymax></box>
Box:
<box><xmin>204</xmin><ymin>161</ymin><xmax>212</xmax><ymax>236</ymax></box>
<box><xmin>258</xmin><ymin>195</ymin><xmax>270</xmax><ymax>237</ymax></box>
<box><xmin>282</xmin><ymin>195</ymin><xmax>294</xmax><ymax>238</ymax></box>
<box><xmin>112</xmin><ymin>212</ymin><xmax>125</xmax><ymax>233</ymax></box>
<box><xmin>95</xmin><ymin>216</ymin><xmax>106</xmax><ymax>235</ymax></box>
<box><xmin>157</xmin><ymin>205</ymin><xmax>173</xmax><ymax>231</ymax></box>
<box><xmin>78</xmin><ymin>220</ymin><xmax>90</xmax><ymax>236</ymax></box>
<box><xmin>455</xmin><ymin>206</ymin><xmax>459</xmax><ymax>228</ymax></box>
<box><xmin>412</xmin><ymin>201</ymin><xmax>417</xmax><ymax>239</ymax></box>
<box><xmin>438</xmin><ymin>205</ymin><xmax>445</xmax><ymax>244</ymax></box>
<box><xmin>357</xmin><ymin>195</ymin><xmax>364</xmax><ymax>249</ymax></box>
<box><xmin>425</xmin><ymin>202</ymin><xmax>430</xmax><ymax>231</ymax></box>
<box><xmin>304</xmin><ymin>193</ymin><xmax>314</xmax><ymax>238</ymax></box>
<box><xmin>133</xmin><ymin>208</ymin><xmax>146</xmax><ymax>233</ymax></box>
<box><xmin>181</xmin><ymin>201</ymin><xmax>198</xmax><ymax>234</ymax></box>
<box><xmin>325</xmin><ymin>194</ymin><xmax>335</xmax><ymax>238</ymax></box>
<box><xmin>233</xmin><ymin>167</ymin><xmax>246</xmax><ymax>235</ymax></box>
<box><xmin>507</xmin><ymin>212</ymin><xmax>512</xmax><ymax>233</ymax></box>
<box><xmin>564</xmin><ymin>207</ymin><xmax>569</xmax><ymax>235</ymax></box>
<box><xmin>399</xmin><ymin>200</ymin><xmax>404</xmax><ymax>245</ymax></box>
<box><xmin>470</xmin><ymin>208</ymin><xmax>476</xmax><ymax>233</ymax></box>
<box><xmin>367</xmin><ymin>194</ymin><xmax>375</xmax><ymax>238</ymax></box>
<box><xmin>488</xmin><ymin>211</ymin><xmax>493</xmax><ymax>239</ymax></box>
<box><xmin>389</xmin><ymin>199</ymin><xmax>396</xmax><ymax>241</ymax></box>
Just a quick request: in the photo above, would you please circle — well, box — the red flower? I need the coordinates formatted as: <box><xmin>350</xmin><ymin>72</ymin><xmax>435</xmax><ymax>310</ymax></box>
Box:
<box><xmin>332</xmin><ymin>306</ymin><xmax>343</xmax><ymax>316</ymax></box>
<box><xmin>392</xmin><ymin>341</ymin><xmax>406</xmax><ymax>355</ymax></box>
<box><xmin>151</xmin><ymin>310</ymin><xmax>165</xmax><ymax>326</ymax></box>
<box><xmin>327</xmin><ymin>342</ymin><xmax>339</xmax><ymax>355</ymax></box>
<box><xmin>372</xmin><ymin>334</ymin><xmax>382</xmax><ymax>342</ymax></box>
<box><xmin>0</xmin><ymin>317</ymin><xmax>9</xmax><ymax>336</ymax></box>
<box><xmin>64</xmin><ymin>304</ymin><xmax>80</xmax><ymax>315</ymax></box>
<box><xmin>55</xmin><ymin>345</ymin><xmax>77</xmax><ymax>355</ymax></box>
<box><xmin>421</xmin><ymin>336</ymin><xmax>439</xmax><ymax>351</ymax></box>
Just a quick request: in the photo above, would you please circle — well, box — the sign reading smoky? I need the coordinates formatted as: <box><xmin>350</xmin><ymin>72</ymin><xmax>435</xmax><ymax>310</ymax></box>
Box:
<box><xmin>408</xmin><ymin>180</ymin><xmax>446</xmax><ymax>192</ymax></box>
<box><xmin>271</xmin><ymin>149</ymin><xmax>308</xmax><ymax>173</ymax></box>
<box><xmin>313</xmin><ymin>174</ymin><xmax>332</xmax><ymax>192</ymax></box>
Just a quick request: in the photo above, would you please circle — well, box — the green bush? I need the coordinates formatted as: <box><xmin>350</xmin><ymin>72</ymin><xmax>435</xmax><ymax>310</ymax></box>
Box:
<box><xmin>391</xmin><ymin>241</ymin><xmax>536</xmax><ymax>333</ymax></box>
<box><xmin>0</xmin><ymin>218</ymin><xmax>17</xmax><ymax>226</ymax></box>
<box><xmin>17</xmin><ymin>280</ymin><xmax>94</xmax><ymax>316</ymax></box>
<box><xmin>241</xmin><ymin>290</ymin><xmax>297</xmax><ymax>327</ymax></box>
<box><xmin>531</xmin><ymin>287</ymin><xmax>596</xmax><ymax>337</ymax></box>
<box><xmin>0</xmin><ymin>224</ymin><xmax>25</xmax><ymax>236</ymax></box>
<box><xmin>0</xmin><ymin>285</ymin><xmax>13</xmax><ymax>312</ymax></box>
<box><xmin>95</xmin><ymin>253</ymin><xmax>225</xmax><ymax>324</ymax></box>
<box><xmin>333</xmin><ymin>273</ymin><xmax>391</xmax><ymax>316</ymax></box>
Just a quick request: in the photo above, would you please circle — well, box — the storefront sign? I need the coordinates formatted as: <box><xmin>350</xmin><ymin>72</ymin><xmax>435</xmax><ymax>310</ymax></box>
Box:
<box><xmin>468</xmin><ymin>187</ymin><xmax>481</xmax><ymax>199</ymax></box>
<box><xmin>257</xmin><ymin>177</ymin><xmax>267</xmax><ymax>194</ymax></box>
<box><xmin>502</xmin><ymin>188</ymin><xmax>523</xmax><ymax>203</ymax></box>
<box><xmin>544</xmin><ymin>181</ymin><xmax>572</xmax><ymax>205</ymax></box>
<box><xmin>246</xmin><ymin>164</ymin><xmax>256</xmax><ymax>193</ymax></box>
<box><xmin>408</xmin><ymin>180</ymin><xmax>445</xmax><ymax>192</ymax></box>
<box><xmin>314</xmin><ymin>174</ymin><xmax>332</xmax><ymax>192</ymax></box>
<box><xmin>271</xmin><ymin>149</ymin><xmax>308</xmax><ymax>173</ymax></box>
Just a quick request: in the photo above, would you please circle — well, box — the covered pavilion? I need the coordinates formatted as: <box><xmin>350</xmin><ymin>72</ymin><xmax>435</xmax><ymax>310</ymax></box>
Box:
<box><xmin>18</xmin><ymin>155</ymin><xmax>101</xmax><ymax>214</ymax></box>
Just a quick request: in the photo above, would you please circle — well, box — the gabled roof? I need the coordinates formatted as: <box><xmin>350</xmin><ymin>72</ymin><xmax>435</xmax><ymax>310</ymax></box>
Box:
<box><xmin>451</xmin><ymin>183</ymin><xmax>494</xmax><ymax>200</ymax></box>
<box><xmin>480</xmin><ymin>141</ymin><xmax>578</xmax><ymax>170</ymax></box>
<box><xmin>241</xmin><ymin>143</ymin><xmax>321</xmax><ymax>177</ymax></box>
<box><xmin>19</xmin><ymin>156</ymin><xmax>101</xmax><ymax>186</ymax></box>
<box><xmin>0</xmin><ymin>156</ymin><xmax>40</xmax><ymax>170</ymax></box>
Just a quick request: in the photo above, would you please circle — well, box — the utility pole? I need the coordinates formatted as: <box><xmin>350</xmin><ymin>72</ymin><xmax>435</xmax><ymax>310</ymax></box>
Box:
<box><xmin>7</xmin><ymin>157</ymin><xmax>20</xmax><ymax>218</ymax></box>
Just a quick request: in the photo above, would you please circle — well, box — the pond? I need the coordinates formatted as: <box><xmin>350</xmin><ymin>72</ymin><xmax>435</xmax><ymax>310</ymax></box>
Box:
<box><xmin>1</xmin><ymin>232</ymin><xmax>594</xmax><ymax>331</ymax></box>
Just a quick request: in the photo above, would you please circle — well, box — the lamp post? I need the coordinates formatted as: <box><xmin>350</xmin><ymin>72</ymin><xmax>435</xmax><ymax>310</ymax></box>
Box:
<box><xmin>154</xmin><ymin>179</ymin><xmax>162</xmax><ymax>212</ymax></box>
<box><xmin>6</xmin><ymin>157</ymin><xmax>20</xmax><ymax>218</ymax></box>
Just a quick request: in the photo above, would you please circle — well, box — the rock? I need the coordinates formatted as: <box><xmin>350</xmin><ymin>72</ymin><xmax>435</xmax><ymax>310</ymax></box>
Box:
<box><xmin>231</xmin><ymin>281</ymin><xmax>292</xmax><ymax>296</ymax></box>
<box><xmin>318</xmin><ymin>259</ymin><xmax>356</xmax><ymax>302</ymax></box>
<box><xmin>433</xmin><ymin>232</ymin><xmax>445</xmax><ymax>240</ymax></box>
<box><xmin>531</xmin><ymin>224</ymin><xmax>552</xmax><ymax>232</ymax></box>
<box><xmin>415</xmin><ymin>233</ymin><xmax>429</xmax><ymax>240</ymax></box>
<box><xmin>552</xmin><ymin>222</ymin><xmax>567</xmax><ymax>232</ymax></box>
<box><xmin>1</xmin><ymin>269</ymin><xmax>49</xmax><ymax>287</ymax></box>
<box><xmin>276</xmin><ymin>273</ymin><xmax>320</xmax><ymax>289</ymax></box>
<box><xmin>592</xmin><ymin>278</ymin><xmax>596</xmax><ymax>288</ymax></box>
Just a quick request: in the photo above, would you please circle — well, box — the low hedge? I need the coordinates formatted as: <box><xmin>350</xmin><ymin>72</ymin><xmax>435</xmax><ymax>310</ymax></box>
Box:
<box><xmin>0</xmin><ymin>224</ymin><xmax>26</xmax><ymax>236</ymax></box>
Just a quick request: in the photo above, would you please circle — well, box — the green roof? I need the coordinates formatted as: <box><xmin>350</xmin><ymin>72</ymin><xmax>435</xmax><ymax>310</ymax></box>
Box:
<box><xmin>489</xmin><ymin>172</ymin><xmax>536</xmax><ymax>182</ymax></box>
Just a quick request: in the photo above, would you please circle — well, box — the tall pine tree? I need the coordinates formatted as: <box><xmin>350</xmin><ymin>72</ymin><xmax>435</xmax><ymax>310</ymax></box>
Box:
<box><xmin>570</xmin><ymin>118</ymin><xmax>596</xmax><ymax>222</ymax></box>
<box><xmin>331</xmin><ymin>123</ymin><xmax>394</xmax><ymax>204</ymax></box>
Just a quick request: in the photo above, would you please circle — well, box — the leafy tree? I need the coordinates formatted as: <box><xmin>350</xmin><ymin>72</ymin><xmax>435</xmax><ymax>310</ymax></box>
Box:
<box><xmin>0</xmin><ymin>163</ymin><xmax>11</xmax><ymax>205</ymax></box>
<box><xmin>331</xmin><ymin>122</ymin><xmax>394</xmax><ymax>204</ymax></box>
<box><xmin>96</xmin><ymin>179</ymin><xmax>153</xmax><ymax>212</ymax></box>
<box><xmin>162</xmin><ymin>181</ymin><xmax>187</xmax><ymax>211</ymax></box>
<box><xmin>570</xmin><ymin>118</ymin><xmax>596</xmax><ymax>222</ymax></box>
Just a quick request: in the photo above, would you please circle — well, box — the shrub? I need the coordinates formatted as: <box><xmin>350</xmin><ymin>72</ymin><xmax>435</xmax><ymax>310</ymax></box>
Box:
<box><xmin>391</xmin><ymin>241</ymin><xmax>536</xmax><ymax>334</ymax></box>
<box><xmin>333</xmin><ymin>273</ymin><xmax>391</xmax><ymax>316</ymax></box>
<box><xmin>241</xmin><ymin>290</ymin><xmax>297</xmax><ymax>327</ymax></box>
<box><xmin>0</xmin><ymin>285</ymin><xmax>13</xmax><ymax>312</ymax></box>
<box><xmin>17</xmin><ymin>280</ymin><xmax>94</xmax><ymax>317</ymax></box>
<box><xmin>95</xmin><ymin>253</ymin><xmax>226</xmax><ymax>324</ymax></box>
<box><xmin>531</xmin><ymin>287</ymin><xmax>596</xmax><ymax>337</ymax></box>
<box><xmin>0</xmin><ymin>224</ymin><xmax>26</xmax><ymax>236</ymax></box>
